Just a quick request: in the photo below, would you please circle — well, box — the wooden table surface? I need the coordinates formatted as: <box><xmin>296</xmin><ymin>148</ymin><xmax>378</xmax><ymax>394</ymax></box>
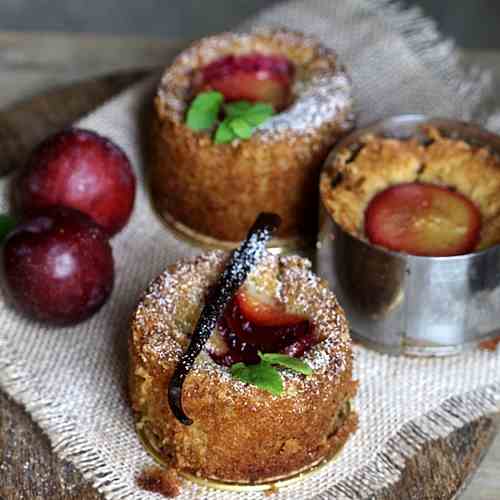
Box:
<box><xmin>1</xmin><ymin>31</ymin><xmax>500</xmax><ymax>499</ymax></box>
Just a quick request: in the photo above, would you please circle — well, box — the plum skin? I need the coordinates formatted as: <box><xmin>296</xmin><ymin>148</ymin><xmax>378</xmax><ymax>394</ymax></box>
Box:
<box><xmin>16</xmin><ymin>128</ymin><xmax>136</xmax><ymax>236</ymax></box>
<box><xmin>364</xmin><ymin>182</ymin><xmax>481</xmax><ymax>257</ymax></box>
<box><xmin>3</xmin><ymin>206</ymin><xmax>114</xmax><ymax>325</ymax></box>
<box><xmin>196</xmin><ymin>53</ymin><xmax>295</xmax><ymax>111</ymax></box>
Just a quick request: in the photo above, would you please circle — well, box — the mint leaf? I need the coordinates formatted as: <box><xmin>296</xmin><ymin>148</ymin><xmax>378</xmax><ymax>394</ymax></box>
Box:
<box><xmin>188</xmin><ymin>94</ymin><xmax>275</xmax><ymax>141</ymax></box>
<box><xmin>186</xmin><ymin>91</ymin><xmax>223</xmax><ymax>131</ymax></box>
<box><xmin>189</xmin><ymin>90</ymin><xmax>224</xmax><ymax>111</ymax></box>
<box><xmin>229</xmin><ymin>117</ymin><xmax>254</xmax><ymax>139</ymax></box>
<box><xmin>231</xmin><ymin>361</ymin><xmax>283</xmax><ymax>395</ymax></box>
<box><xmin>243</xmin><ymin>103</ymin><xmax>274</xmax><ymax>126</ymax></box>
<box><xmin>214</xmin><ymin>118</ymin><xmax>236</xmax><ymax>144</ymax></box>
<box><xmin>224</xmin><ymin>101</ymin><xmax>253</xmax><ymax>117</ymax></box>
<box><xmin>0</xmin><ymin>214</ymin><xmax>16</xmax><ymax>243</ymax></box>
<box><xmin>259</xmin><ymin>352</ymin><xmax>313</xmax><ymax>376</ymax></box>
<box><xmin>225</xmin><ymin>101</ymin><xmax>274</xmax><ymax>127</ymax></box>
<box><xmin>249</xmin><ymin>102</ymin><xmax>274</xmax><ymax>113</ymax></box>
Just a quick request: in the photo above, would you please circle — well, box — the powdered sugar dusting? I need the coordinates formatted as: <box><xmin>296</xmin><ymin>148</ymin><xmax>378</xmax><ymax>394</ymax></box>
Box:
<box><xmin>257</xmin><ymin>73</ymin><xmax>353</xmax><ymax>139</ymax></box>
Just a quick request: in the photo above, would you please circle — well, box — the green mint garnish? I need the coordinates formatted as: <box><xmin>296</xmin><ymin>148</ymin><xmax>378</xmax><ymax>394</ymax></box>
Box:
<box><xmin>230</xmin><ymin>352</ymin><xmax>313</xmax><ymax>395</ymax></box>
<box><xmin>214</xmin><ymin>102</ymin><xmax>275</xmax><ymax>142</ymax></box>
<box><xmin>231</xmin><ymin>361</ymin><xmax>283</xmax><ymax>396</ymax></box>
<box><xmin>259</xmin><ymin>352</ymin><xmax>313</xmax><ymax>376</ymax></box>
<box><xmin>187</xmin><ymin>93</ymin><xmax>275</xmax><ymax>143</ymax></box>
<box><xmin>224</xmin><ymin>101</ymin><xmax>274</xmax><ymax>123</ymax></box>
<box><xmin>229</xmin><ymin>117</ymin><xmax>254</xmax><ymax>139</ymax></box>
<box><xmin>225</xmin><ymin>101</ymin><xmax>275</xmax><ymax>129</ymax></box>
<box><xmin>214</xmin><ymin>118</ymin><xmax>236</xmax><ymax>144</ymax></box>
<box><xmin>241</xmin><ymin>102</ymin><xmax>275</xmax><ymax>126</ymax></box>
<box><xmin>224</xmin><ymin>101</ymin><xmax>254</xmax><ymax>117</ymax></box>
<box><xmin>186</xmin><ymin>91</ymin><xmax>223</xmax><ymax>131</ymax></box>
<box><xmin>0</xmin><ymin>214</ymin><xmax>17</xmax><ymax>243</ymax></box>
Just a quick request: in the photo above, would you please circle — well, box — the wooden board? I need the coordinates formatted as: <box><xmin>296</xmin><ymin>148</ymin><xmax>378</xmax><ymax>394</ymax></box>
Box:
<box><xmin>0</xmin><ymin>69</ymin><xmax>150</xmax><ymax>176</ymax></box>
<box><xmin>0</xmin><ymin>72</ymin><xmax>499</xmax><ymax>500</ymax></box>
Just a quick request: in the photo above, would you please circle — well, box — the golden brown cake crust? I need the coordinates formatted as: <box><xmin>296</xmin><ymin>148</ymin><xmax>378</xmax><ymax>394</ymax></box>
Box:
<box><xmin>129</xmin><ymin>251</ymin><xmax>357</xmax><ymax>483</ymax></box>
<box><xmin>320</xmin><ymin>127</ymin><xmax>500</xmax><ymax>251</ymax></box>
<box><xmin>151</xmin><ymin>28</ymin><xmax>354</xmax><ymax>243</ymax></box>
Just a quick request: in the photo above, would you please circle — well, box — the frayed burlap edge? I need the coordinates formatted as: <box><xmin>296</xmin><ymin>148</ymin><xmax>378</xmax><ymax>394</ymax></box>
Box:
<box><xmin>242</xmin><ymin>0</ymin><xmax>494</xmax><ymax>123</ymax></box>
<box><xmin>0</xmin><ymin>336</ymin><xmax>142</xmax><ymax>499</ymax></box>
<box><xmin>315</xmin><ymin>386</ymin><xmax>499</xmax><ymax>499</ymax></box>
<box><xmin>366</xmin><ymin>0</ymin><xmax>493</xmax><ymax>118</ymax></box>
<box><xmin>2</xmin><ymin>333</ymin><xmax>500</xmax><ymax>500</ymax></box>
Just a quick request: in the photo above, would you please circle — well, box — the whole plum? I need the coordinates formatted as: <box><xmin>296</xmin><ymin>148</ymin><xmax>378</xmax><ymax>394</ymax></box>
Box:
<box><xmin>17</xmin><ymin>128</ymin><xmax>135</xmax><ymax>235</ymax></box>
<box><xmin>3</xmin><ymin>206</ymin><xmax>114</xmax><ymax>325</ymax></box>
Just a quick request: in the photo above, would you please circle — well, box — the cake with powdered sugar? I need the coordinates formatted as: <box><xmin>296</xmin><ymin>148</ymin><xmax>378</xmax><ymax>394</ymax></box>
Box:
<box><xmin>129</xmin><ymin>251</ymin><xmax>357</xmax><ymax>485</ymax></box>
<box><xmin>150</xmin><ymin>28</ymin><xmax>354</xmax><ymax>246</ymax></box>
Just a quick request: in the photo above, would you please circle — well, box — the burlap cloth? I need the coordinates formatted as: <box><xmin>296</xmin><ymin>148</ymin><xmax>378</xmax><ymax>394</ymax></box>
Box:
<box><xmin>1</xmin><ymin>1</ymin><xmax>500</xmax><ymax>498</ymax></box>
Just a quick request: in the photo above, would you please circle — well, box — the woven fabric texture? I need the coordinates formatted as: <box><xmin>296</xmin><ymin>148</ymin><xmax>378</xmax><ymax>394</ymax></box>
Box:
<box><xmin>1</xmin><ymin>1</ymin><xmax>500</xmax><ymax>499</ymax></box>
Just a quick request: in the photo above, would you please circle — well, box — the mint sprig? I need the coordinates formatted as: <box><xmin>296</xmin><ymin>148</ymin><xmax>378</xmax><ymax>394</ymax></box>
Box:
<box><xmin>186</xmin><ymin>91</ymin><xmax>223</xmax><ymax>131</ymax></box>
<box><xmin>228</xmin><ymin>117</ymin><xmax>254</xmax><ymax>140</ymax></box>
<box><xmin>213</xmin><ymin>118</ymin><xmax>234</xmax><ymax>144</ymax></box>
<box><xmin>214</xmin><ymin>101</ymin><xmax>275</xmax><ymax>144</ymax></box>
<box><xmin>230</xmin><ymin>352</ymin><xmax>313</xmax><ymax>395</ymax></box>
<box><xmin>238</xmin><ymin>102</ymin><xmax>275</xmax><ymax>126</ymax></box>
<box><xmin>186</xmin><ymin>93</ymin><xmax>275</xmax><ymax>144</ymax></box>
<box><xmin>224</xmin><ymin>101</ymin><xmax>254</xmax><ymax>117</ymax></box>
<box><xmin>231</xmin><ymin>361</ymin><xmax>283</xmax><ymax>396</ymax></box>
<box><xmin>213</xmin><ymin>118</ymin><xmax>237</xmax><ymax>144</ymax></box>
<box><xmin>259</xmin><ymin>352</ymin><xmax>313</xmax><ymax>376</ymax></box>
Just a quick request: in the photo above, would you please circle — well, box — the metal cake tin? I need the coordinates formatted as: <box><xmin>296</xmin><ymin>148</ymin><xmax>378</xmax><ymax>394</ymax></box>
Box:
<box><xmin>317</xmin><ymin>114</ymin><xmax>500</xmax><ymax>356</ymax></box>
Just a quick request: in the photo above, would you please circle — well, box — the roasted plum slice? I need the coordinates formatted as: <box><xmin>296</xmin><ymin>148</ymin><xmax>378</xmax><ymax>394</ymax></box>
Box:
<box><xmin>194</xmin><ymin>53</ymin><xmax>294</xmax><ymax>111</ymax></box>
<box><xmin>210</xmin><ymin>289</ymin><xmax>316</xmax><ymax>366</ymax></box>
<box><xmin>365</xmin><ymin>182</ymin><xmax>481</xmax><ymax>257</ymax></box>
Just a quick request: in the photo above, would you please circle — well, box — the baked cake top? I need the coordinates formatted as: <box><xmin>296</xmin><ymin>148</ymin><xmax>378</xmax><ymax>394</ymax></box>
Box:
<box><xmin>321</xmin><ymin>127</ymin><xmax>500</xmax><ymax>251</ymax></box>
<box><xmin>155</xmin><ymin>28</ymin><xmax>353</xmax><ymax>143</ymax></box>
<box><xmin>131</xmin><ymin>251</ymin><xmax>352</xmax><ymax>401</ymax></box>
